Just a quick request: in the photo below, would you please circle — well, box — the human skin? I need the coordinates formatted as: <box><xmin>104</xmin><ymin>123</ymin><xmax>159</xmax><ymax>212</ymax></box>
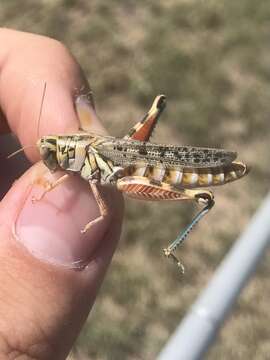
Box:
<box><xmin>0</xmin><ymin>28</ymin><xmax>123</xmax><ymax>359</ymax></box>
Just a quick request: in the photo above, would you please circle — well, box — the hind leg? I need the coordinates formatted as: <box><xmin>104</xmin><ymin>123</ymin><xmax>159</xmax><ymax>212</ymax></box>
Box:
<box><xmin>116</xmin><ymin>176</ymin><xmax>214</xmax><ymax>273</ymax></box>
<box><xmin>163</xmin><ymin>192</ymin><xmax>214</xmax><ymax>274</ymax></box>
<box><xmin>124</xmin><ymin>95</ymin><xmax>166</xmax><ymax>141</ymax></box>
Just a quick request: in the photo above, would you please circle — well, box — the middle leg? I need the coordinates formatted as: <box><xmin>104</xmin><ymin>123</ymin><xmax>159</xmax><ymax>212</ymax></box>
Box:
<box><xmin>81</xmin><ymin>181</ymin><xmax>108</xmax><ymax>233</ymax></box>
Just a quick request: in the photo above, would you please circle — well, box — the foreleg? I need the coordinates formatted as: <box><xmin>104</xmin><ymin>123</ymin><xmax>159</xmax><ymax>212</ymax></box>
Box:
<box><xmin>32</xmin><ymin>174</ymin><xmax>70</xmax><ymax>202</ymax></box>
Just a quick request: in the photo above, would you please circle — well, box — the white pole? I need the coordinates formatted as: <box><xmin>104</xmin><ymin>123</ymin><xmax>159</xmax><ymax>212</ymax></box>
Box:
<box><xmin>158</xmin><ymin>193</ymin><xmax>270</xmax><ymax>360</ymax></box>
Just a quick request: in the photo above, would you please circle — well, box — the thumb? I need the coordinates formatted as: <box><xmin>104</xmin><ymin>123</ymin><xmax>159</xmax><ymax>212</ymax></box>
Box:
<box><xmin>0</xmin><ymin>162</ymin><xmax>122</xmax><ymax>359</ymax></box>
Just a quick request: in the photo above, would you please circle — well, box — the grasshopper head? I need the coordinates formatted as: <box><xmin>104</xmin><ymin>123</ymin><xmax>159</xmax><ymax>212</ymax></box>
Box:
<box><xmin>37</xmin><ymin>136</ymin><xmax>59</xmax><ymax>172</ymax></box>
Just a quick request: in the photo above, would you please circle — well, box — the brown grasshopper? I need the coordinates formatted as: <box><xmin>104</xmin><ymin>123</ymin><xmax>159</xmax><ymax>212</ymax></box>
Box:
<box><xmin>34</xmin><ymin>94</ymin><xmax>249</xmax><ymax>273</ymax></box>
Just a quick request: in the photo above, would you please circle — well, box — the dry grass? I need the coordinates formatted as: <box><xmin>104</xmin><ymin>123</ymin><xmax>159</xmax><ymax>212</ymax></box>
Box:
<box><xmin>1</xmin><ymin>1</ymin><xmax>270</xmax><ymax>359</ymax></box>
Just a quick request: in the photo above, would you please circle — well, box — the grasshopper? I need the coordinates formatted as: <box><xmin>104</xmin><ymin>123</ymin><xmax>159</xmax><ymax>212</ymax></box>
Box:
<box><xmin>34</xmin><ymin>94</ymin><xmax>249</xmax><ymax>273</ymax></box>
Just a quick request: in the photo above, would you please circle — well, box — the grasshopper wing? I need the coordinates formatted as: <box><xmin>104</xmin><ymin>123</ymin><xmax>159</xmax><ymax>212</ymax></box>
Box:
<box><xmin>95</xmin><ymin>139</ymin><xmax>237</xmax><ymax>169</ymax></box>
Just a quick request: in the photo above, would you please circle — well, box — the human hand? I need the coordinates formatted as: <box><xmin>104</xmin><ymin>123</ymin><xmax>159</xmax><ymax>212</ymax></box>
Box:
<box><xmin>0</xmin><ymin>28</ymin><xmax>123</xmax><ymax>359</ymax></box>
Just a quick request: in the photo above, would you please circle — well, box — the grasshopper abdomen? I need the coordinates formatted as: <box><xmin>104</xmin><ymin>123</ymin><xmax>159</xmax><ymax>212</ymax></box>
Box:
<box><xmin>125</xmin><ymin>161</ymin><xmax>248</xmax><ymax>189</ymax></box>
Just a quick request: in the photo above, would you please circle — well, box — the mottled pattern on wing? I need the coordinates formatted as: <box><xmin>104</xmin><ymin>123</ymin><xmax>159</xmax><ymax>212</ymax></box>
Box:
<box><xmin>94</xmin><ymin>138</ymin><xmax>237</xmax><ymax>169</ymax></box>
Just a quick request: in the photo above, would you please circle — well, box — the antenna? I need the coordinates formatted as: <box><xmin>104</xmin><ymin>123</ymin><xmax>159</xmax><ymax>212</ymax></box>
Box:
<box><xmin>7</xmin><ymin>145</ymin><xmax>36</xmax><ymax>159</ymax></box>
<box><xmin>7</xmin><ymin>82</ymin><xmax>47</xmax><ymax>159</ymax></box>
<box><xmin>37</xmin><ymin>82</ymin><xmax>47</xmax><ymax>138</ymax></box>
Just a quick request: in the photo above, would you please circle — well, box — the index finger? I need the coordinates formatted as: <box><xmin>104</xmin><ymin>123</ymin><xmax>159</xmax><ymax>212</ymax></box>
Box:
<box><xmin>0</xmin><ymin>28</ymin><xmax>103</xmax><ymax>162</ymax></box>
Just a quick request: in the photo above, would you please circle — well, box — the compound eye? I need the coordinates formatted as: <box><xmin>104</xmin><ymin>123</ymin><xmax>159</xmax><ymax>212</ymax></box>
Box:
<box><xmin>42</xmin><ymin>151</ymin><xmax>59</xmax><ymax>171</ymax></box>
<box><xmin>39</xmin><ymin>146</ymin><xmax>50</xmax><ymax>159</ymax></box>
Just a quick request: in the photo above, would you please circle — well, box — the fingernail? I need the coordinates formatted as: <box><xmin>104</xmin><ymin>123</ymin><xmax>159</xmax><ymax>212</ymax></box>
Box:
<box><xmin>15</xmin><ymin>170</ymin><xmax>111</xmax><ymax>268</ymax></box>
<box><xmin>75</xmin><ymin>95</ymin><xmax>106</xmax><ymax>134</ymax></box>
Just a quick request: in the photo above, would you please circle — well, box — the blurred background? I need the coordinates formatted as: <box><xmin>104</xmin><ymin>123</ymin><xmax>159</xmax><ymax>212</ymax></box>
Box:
<box><xmin>1</xmin><ymin>1</ymin><xmax>269</xmax><ymax>359</ymax></box>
